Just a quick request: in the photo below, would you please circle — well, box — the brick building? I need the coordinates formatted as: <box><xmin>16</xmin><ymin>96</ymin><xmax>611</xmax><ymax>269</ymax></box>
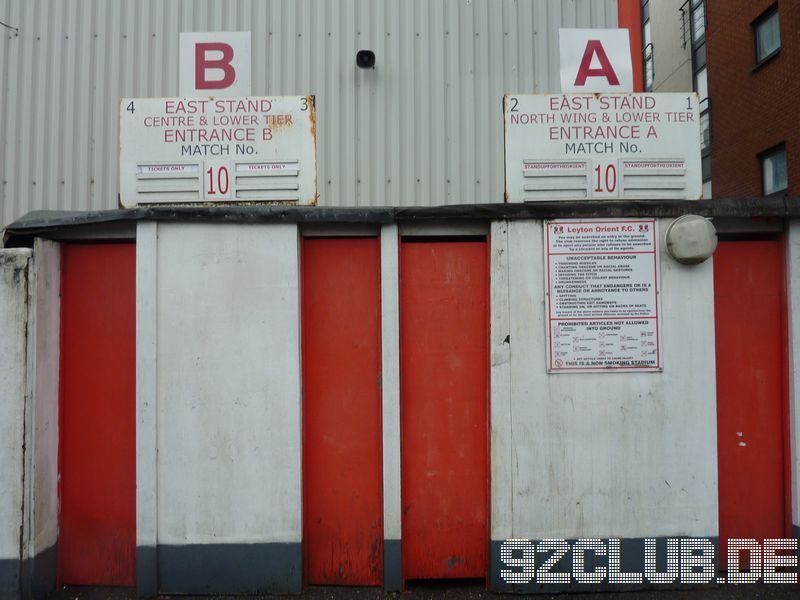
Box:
<box><xmin>706</xmin><ymin>0</ymin><xmax>798</xmax><ymax>197</ymax></box>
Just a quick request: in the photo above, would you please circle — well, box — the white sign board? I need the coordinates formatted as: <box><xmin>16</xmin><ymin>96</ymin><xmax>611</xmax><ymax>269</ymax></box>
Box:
<box><xmin>504</xmin><ymin>93</ymin><xmax>702</xmax><ymax>202</ymax></box>
<box><xmin>545</xmin><ymin>219</ymin><xmax>661</xmax><ymax>373</ymax></box>
<box><xmin>119</xmin><ymin>96</ymin><xmax>317</xmax><ymax>207</ymax></box>
<box><xmin>559</xmin><ymin>29</ymin><xmax>633</xmax><ymax>93</ymax></box>
<box><xmin>179</xmin><ymin>32</ymin><xmax>251</xmax><ymax>96</ymax></box>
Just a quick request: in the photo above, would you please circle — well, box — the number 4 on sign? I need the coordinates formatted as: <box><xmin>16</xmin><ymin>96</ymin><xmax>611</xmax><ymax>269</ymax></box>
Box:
<box><xmin>592</xmin><ymin>160</ymin><xmax>619</xmax><ymax>198</ymax></box>
<box><xmin>205</xmin><ymin>162</ymin><xmax>231</xmax><ymax>200</ymax></box>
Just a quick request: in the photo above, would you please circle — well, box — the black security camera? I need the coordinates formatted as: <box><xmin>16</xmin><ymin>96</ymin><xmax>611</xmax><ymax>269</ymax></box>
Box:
<box><xmin>356</xmin><ymin>50</ymin><xmax>376</xmax><ymax>69</ymax></box>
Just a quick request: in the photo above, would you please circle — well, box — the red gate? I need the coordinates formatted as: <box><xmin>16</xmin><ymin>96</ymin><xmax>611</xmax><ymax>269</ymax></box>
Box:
<box><xmin>302</xmin><ymin>237</ymin><xmax>384</xmax><ymax>585</ymax></box>
<box><xmin>714</xmin><ymin>240</ymin><xmax>790</xmax><ymax>564</ymax></box>
<box><xmin>400</xmin><ymin>239</ymin><xmax>488</xmax><ymax>581</ymax></box>
<box><xmin>60</xmin><ymin>243</ymin><xmax>136</xmax><ymax>585</ymax></box>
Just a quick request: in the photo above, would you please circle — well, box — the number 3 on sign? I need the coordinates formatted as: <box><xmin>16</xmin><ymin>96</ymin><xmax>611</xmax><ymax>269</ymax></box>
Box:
<box><xmin>591</xmin><ymin>159</ymin><xmax>619</xmax><ymax>198</ymax></box>
<box><xmin>205</xmin><ymin>162</ymin><xmax>231</xmax><ymax>200</ymax></box>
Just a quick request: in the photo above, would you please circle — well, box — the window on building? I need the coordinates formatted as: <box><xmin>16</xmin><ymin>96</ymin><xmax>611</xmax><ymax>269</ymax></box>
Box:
<box><xmin>701</xmin><ymin>154</ymin><xmax>712</xmax><ymax>183</ymax></box>
<box><xmin>690</xmin><ymin>0</ymin><xmax>705</xmax><ymax>42</ymax></box>
<box><xmin>760</xmin><ymin>145</ymin><xmax>788</xmax><ymax>195</ymax></box>
<box><xmin>642</xmin><ymin>0</ymin><xmax>654</xmax><ymax>91</ymax></box>
<box><xmin>681</xmin><ymin>0</ymin><xmax>706</xmax><ymax>50</ymax></box>
<box><xmin>753</xmin><ymin>5</ymin><xmax>780</xmax><ymax>65</ymax></box>
<box><xmin>684</xmin><ymin>0</ymin><xmax>711</xmax><ymax>182</ymax></box>
<box><xmin>699</xmin><ymin>109</ymin><xmax>710</xmax><ymax>153</ymax></box>
<box><xmin>694</xmin><ymin>66</ymin><xmax>710</xmax><ymax>157</ymax></box>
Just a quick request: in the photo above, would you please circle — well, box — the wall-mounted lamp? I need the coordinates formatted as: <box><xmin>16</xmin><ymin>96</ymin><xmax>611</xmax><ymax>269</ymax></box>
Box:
<box><xmin>665</xmin><ymin>215</ymin><xmax>718</xmax><ymax>264</ymax></box>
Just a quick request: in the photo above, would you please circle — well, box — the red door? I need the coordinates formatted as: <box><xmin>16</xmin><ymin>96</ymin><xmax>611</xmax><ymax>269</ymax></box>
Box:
<box><xmin>302</xmin><ymin>237</ymin><xmax>383</xmax><ymax>585</ymax></box>
<box><xmin>60</xmin><ymin>244</ymin><xmax>136</xmax><ymax>585</ymax></box>
<box><xmin>714</xmin><ymin>240</ymin><xmax>789</xmax><ymax>563</ymax></box>
<box><xmin>400</xmin><ymin>239</ymin><xmax>488</xmax><ymax>581</ymax></box>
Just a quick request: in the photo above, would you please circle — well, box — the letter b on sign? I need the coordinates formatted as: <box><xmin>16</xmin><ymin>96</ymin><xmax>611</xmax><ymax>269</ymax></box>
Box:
<box><xmin>195</xmin><ymin>43</ymin><xmax>235</xmax><ymax>90</ymax></box>
<box><xmin>179</xmin><ymin>32</ymin><xmax>251</xmax><ymax>97</ymax></box>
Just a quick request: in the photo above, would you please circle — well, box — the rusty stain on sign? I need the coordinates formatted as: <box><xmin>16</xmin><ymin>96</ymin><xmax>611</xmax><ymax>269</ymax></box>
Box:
<box><xmin>308</xmin><ymin>95</ymin><xmax>319</xmax><ymax>206</ymax></box>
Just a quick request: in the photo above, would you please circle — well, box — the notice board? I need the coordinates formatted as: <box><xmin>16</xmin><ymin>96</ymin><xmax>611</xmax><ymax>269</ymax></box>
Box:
<box><xmin>504</xmin><ymin>93</ymin><xmax>702</xmax><ymax>202</ymax></box>
<box><xmin>545</xmin><ymin>219</ymin><xmax>661</xmax><ymax>373</ymax></box>
<box><xmin>119</xmin><ymin>96</ymin><xmax>317</xmax><ymax>207</ymax></box>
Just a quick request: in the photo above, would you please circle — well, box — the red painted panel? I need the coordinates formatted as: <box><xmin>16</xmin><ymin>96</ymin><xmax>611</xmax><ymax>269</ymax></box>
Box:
<box><xmin>400</xmin><ymin>240</ymin><xmax>488</xmax><ymax>581</ymax></box>
<box><xmin>714</xmin><ymin>241</ymin><xmax>788</xmax><ymax>563</ymax></box>
<box><xmin>617</xmin><ymin>0</ymin><xmax>644</xmax><ymax>92</ymax></box>
<box><xmin>302</xmin><ymin>237</ymin><xmax>383</xmax><ymax>585</ymax></box>
<box><xmin>60</xmin><ymin>244</ymin><xmax>136</xmax><ymax>586</ymax></box>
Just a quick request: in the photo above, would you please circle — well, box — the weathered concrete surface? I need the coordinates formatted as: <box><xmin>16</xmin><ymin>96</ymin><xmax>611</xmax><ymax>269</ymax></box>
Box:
<box><xmin>0</xmin><ymin>249</ymin><xmax>30</xmax><ymax>598</ymax></box>
<box><xmin>490</xmin><ymin>220</ymin><xmax>718</xmax><ymax>549</ymax></box>
<box><xmin>141</xmin><ymin>223</ymin><xmax>303</xmax><ymax>593</ymax></box>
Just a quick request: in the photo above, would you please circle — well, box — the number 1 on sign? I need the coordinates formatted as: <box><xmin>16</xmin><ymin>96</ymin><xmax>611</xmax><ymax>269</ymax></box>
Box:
<box><xmin>205</xmin><ymin>162</ymin><xmax>231</xmax><ymax>200</ymax></box>
<box><xmin>591</xmin><ymin>160</ymin><xmax>618</xmax><ymax>198</ymax></box>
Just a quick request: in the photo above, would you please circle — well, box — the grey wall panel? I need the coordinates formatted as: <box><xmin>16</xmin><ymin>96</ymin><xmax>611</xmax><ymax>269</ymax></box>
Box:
<box><xmin>649</xmin><ymin>0</ymin><xmax>692</xmax><ymax>92</ymax></box>
<box><xmin>0</xmin><ymin>0</ymin><xmax>618</xmax><ymax>226</ymax></box>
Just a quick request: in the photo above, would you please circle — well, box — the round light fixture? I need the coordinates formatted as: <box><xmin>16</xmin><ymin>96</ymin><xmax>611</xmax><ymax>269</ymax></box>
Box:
<box><xmin>665</xmin><ymin>215</ymin><xmax>718</xmax><ymax>264</ymax></box>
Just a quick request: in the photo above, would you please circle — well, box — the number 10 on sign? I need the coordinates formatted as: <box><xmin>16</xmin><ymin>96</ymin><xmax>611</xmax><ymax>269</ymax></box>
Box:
<box><xmin>205</xmin><ymin>162</ymin><xmax>231</xmax><ymax>199</ymax></box>
<box><xmin>592</xmin><ymin>159</ymin><xmax>618</xmax><ymax>197</ymax></box>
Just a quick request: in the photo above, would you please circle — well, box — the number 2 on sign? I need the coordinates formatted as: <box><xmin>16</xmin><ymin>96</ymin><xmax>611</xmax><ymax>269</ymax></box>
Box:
<box><xmin>592</xmin><ymin>160</ymin><xmax>618</xmax><ymax>197</ymax></box>
<box><xmin>205</xmin><ymin>163</ymin><xmax>231</xmax><ymax>199</ymax></box>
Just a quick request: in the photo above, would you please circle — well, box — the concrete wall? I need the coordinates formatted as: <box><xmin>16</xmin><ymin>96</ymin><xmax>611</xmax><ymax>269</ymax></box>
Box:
<box><xmin>0</xmin><ymin>249</ymin><xmax>30</xmax><ymax>598</ymax></box>
<box><xmin>789</xmin><ymin>221</ymin><xmax>800</xmax><ymax>540</ymax></box>
<box><xmin>21</xmin><ymin>240</ymin><xmax>60</xmax><ymax>597</ymax></box>
<box><xmin>136</xmin><ymin>222</ymin><xmax>303</xmax><ymax>594</ymax></box>
<box><xmin>379</xmin><ymin>224</ymin><xmax>402</xmax><ymax>591</ymax></box>
<box><xmin>5</xmin><ymin>216</ymin><xmax>777</xmax><ymax>594</ymax></box>
<box><xmin>490</xmin><ymin>219</ymin><xmax>719</xmax><ymax>591</ymax></box>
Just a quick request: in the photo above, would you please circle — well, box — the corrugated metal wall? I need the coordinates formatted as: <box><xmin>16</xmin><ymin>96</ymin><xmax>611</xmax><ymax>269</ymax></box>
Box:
<box><xmin>0</xmin><ymin>0</ymin><xmax>617</xmax><ymax>226</ymax></box>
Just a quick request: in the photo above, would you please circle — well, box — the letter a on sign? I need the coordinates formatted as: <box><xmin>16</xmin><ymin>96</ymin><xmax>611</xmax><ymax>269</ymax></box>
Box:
<box><xmin>179</xmin><ymin>32</ymin><xmax>251</xmax><ymax>97</ymax></box>
<box><xmin>559</xmin><ymin>29</ymin><xmax>633</xmax><ymax>93</ymax></box>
